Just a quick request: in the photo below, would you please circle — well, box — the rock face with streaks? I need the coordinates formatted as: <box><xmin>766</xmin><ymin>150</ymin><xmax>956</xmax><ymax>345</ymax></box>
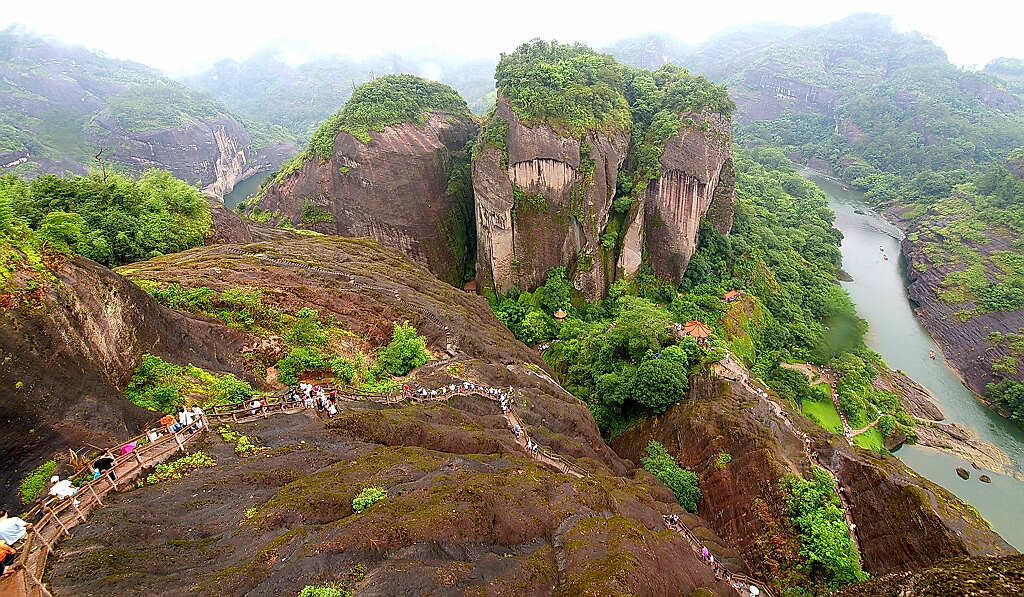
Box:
<box><xmin>618</xmin><ymin>112</ymin><xmax>735</xmax><ymax>282</ymax></box>
<box><xmin>473</xmin><ymin>98</ymin><xmax>628</xmax><ymax>299</ymax></box>
<box><xmin>475</xmin><ymin>99</ymin><xmax>734</xmax><ymax>299</ymax></box>
<box><xmin>257</xmin><ymin>113</ymin><xmax>478</xmax><ymax>287</ymax></box>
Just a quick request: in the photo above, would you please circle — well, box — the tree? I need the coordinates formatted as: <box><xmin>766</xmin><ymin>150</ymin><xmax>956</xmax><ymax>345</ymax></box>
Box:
<box><xmin>376</xmin><ymin>321</ymin><xmax>429</xmax><ymax>376</ymax></box>
<box><xmin>0</xmin><ymin>189</ymin><xmax>14</xmax><ymax>231</ymax></box>
<box><xmin>38</xmin><ymin>211</ymin><xmax>86</xmax><ymax>250</ymax></box>
<box><xmin>641</xmin><ymin>440</ymin><xmax>701</xmax><ymax>513</ymax></box>
<box><xmin>519</xmin><ymin>309</ymin><xmax>555</xmax><ymax>345</ymax></box>
<box><xmin>540</xmin><ymin>266</ymin><xmax>572</xmax><ymax>313</ymax></box>
<box><xmin>632</xmin><ymin>345</ymin><xmax>690</xmax><ymax>411</ymax></box>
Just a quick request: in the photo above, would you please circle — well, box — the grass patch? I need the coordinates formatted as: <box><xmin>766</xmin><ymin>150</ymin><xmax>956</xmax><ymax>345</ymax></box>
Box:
<box><xmin>852</xmin><ymin>426</ymin><xmax>885</xmax><ymax>452</ymax></box>
<box><xmin>801</xmin><ymin>389</ymin><xmax>844</xmax><ymax>435</ymax></box>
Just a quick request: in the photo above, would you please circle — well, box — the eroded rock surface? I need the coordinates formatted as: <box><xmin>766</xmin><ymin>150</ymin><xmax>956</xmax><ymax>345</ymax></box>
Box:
<box><xmin>36</xmin><ymin>237</ymin><xmax>746</xmax><ymax>596</ymax></box>
<box><xmin>612</xmin><ymin>373</ymin><xmax>1014</xmax><ymax>583</ymax></box>
<box><xmin>618</xmin><ymin>112</ymin><xmax>735</xmax><ymax>282</ymax></box>
<box><xmin>474</xmin><ymin>98</ymin><xmax>628</xmax><ymax>299</ymax></box>
<box><xmin>258</xmin><ymin>114</ymin><xmax>478</xmax><ymax>286</ymax></box>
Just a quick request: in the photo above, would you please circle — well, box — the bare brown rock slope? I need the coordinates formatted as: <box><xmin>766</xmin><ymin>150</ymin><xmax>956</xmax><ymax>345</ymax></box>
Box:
<box><xmin>612</xmin><ymin>373</ymin><xmax>1014</xmax><ymax>588</ymax></box>
<box><xmin>257</xmin><ymin>113</ymin><xmax>478</xmax><ymax>286</ymax></box>
<box><xmin>22</xmin><ymin>236</ymin><xmax>748</xmax><ymax>596</ymax></box>
<box><xmin>0</xmin><ymin>249</ymin><xmax>250</xmax><ymax>507</ymax></box>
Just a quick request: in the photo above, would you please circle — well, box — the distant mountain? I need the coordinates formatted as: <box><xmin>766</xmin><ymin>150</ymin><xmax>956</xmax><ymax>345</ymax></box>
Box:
<box><xmin>985</xmin><ymin>57</ymin><xmax>1024</xmax><ymax>96</ymax></box>
<box><xmin>185</xmin><ymin>49</ymin><xmax>498</xmax><ymax>145</ymax></box>
<box><xmin>651</xmin><ymin>13</ymin><xmax>1024</xmax><ymax>179</ymax></box>
<box><xmin>0</xmin><ymin>27</ymin><xmax>291</xmax><ymax>196</ymax></box>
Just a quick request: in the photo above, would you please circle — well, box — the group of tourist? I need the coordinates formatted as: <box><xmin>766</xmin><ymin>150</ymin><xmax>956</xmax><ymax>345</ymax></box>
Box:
<box><xmin>155</xmin><ymin>405</ymin><xmax>205</xmax><ymax>437</ymax></box>
<box><xmin>289</xmin><ymin>383</ymin><xmax>339</xmax><ymax>416</ymax></box>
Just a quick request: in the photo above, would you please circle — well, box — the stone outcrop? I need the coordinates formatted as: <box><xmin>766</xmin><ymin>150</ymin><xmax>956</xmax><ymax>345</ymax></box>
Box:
<box><xmin>899</xmin><ymin>217</ymin><xmax>1024</xmax><ymax>398</ymax></box>
<box><xmin>475</xmin><ymin>99</ymin><xmax>734</xmax><ymax>299</ymax></box>
<box><xmin>258</xmin><ymin>113</ymin><xmax>478</xmax><ymax>286</ymax></box>
<box><xmin>474</xmin><ymin>98</ymin><xmax>628</xmax><ymax>299</ymax></box>
<box><xmin>0</xmin><ymin>249</ymin><xmax>250</xmax><ymax>506</ymax></box>
<box><xmin>618</xmin><ymin>112</ymin><xmax>735</xmax><ymax>282</ymax></box>
<box><xmin>86</xmin><ymin>112</ymin><xmax>256</xmax><ymax>198</ymax></box>
<box><xmin>38</xmin><ymin>236</ymin><xmax>745</xmax><ymax>596</ymax></box>
<box><xmin>612</xmin><ymin>373</ymin><xmax>1014</xmax><ymax>583</ymax></box>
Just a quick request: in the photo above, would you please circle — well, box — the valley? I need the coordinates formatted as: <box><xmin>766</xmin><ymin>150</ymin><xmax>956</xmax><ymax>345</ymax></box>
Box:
<box><xmin>1</xmin><ymin>10</ymin><xmax>1023</xmax><ymax>597</ymax></box>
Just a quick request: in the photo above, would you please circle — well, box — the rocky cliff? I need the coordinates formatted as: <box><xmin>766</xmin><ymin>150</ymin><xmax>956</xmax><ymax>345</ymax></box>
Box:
<box><xmin>0</xmin><ymin>29</ymin><xmax>269</xmax><ymax>198</ymax></box>
<box><xmin>612</xmin><ymin>373</ymin><xmax>1013</xmax><ymax>591</ymax></box>
<box><xmin>0</xmin><ymin>245</ymin><xmax>251</xmax><ymax>506</ymax></box>
<box><xmin>257</xmin><ymin>114</ymin><xmax>478</xmax><ymax>287</ymax></box>
<box><xmin>736</xmin><ymin>69</ymin><xmax>839</xmax><ymax>121</ymax></box>
<box><xmin>896</xmin><ymin>211</ymin><xmax>1024</xmax><ymax>398</ymax></box>
<box><xmin>33</xmin><ymin>236</ymin><xmax>749</xmax><ymax>596</ymax></box>
<box><xmin>86</xmin><ymin>112</ymin><xmax>256</xmax><ymax>198</ymax></box>
<box><xmin>474</xmin><ymin>97</ymin><xmax>628</xmax><ymax>299</ymax></box>
<box><xmin>618</xmin><ymin>112</ymin><xmax>735</xmax><ymax>282</ymax></box>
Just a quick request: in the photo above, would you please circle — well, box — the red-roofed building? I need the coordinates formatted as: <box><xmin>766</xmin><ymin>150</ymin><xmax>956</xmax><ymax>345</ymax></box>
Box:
<box><xmin>724</xmin><ymin>289</ymin><xmax>743</xmax><ymax>302</ymax></box>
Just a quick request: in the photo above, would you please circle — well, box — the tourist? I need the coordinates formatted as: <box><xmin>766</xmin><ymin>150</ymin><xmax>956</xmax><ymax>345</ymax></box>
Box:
<box><xmin>49</xmin><ymin>477</ymin><xmax>78</xmax><ymax>500</ymax></box>
<box><xmin>92</xmin><ymin>453</ymin><xmax>116</xmax><ymax>481</ymax></box>
<box><xmin>701</xmin><ymin>546</ymin><xmax>709</xmax><ymax>561</ymax></box>
<box><xmin>0</xmin><ymin>511</ymin><xmax>29</xmax><ymax>546</ymax></box>
<box><xmin>192</xmin><ymin>405</ymin><xmax>204</xmax><ymax>429</ymax></box>
<box><xmin>147</xmin><ymin>428</ymin><xmax>159</xmax><ymax>442</ymax></box>
<box><xmin>327</xmin><ymin>400</ymin><xmax>338</xmax><ymax>417</ymax></box>
<box><xmin>159</xmin><ymin>413</ymin><xmax>175</xmax><ymax>432</ymax></box>
<box><xmin>250</xmin><ymin>399</ymin><xmax>261</xmax><ymax>415</ymax></box>
<box><xmin>0</xmin><ymin>539</ymin><xmax>16</xmax><ymax>576</ymax></box>
<box><xmin>178</xmin><ymin>406</ymin><xmax>194</xmax><ymax>431</ymax></box>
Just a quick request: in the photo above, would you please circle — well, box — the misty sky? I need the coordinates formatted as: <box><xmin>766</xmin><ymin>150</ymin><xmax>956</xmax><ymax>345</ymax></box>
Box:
<box><xmin>4</xmin><ymin>0</ymin><xmax>1023</xmax><ymax>76</ymax></box>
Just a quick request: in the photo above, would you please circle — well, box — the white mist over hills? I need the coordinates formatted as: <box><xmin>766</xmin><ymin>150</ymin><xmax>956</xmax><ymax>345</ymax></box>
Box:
<box><xmin>2</xmin><ymin>0</ymin><xmax>1023</xmax><ymax>76</ymax></box>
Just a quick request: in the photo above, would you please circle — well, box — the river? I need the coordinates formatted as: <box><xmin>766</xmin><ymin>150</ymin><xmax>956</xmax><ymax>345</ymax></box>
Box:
<box><xmin>223</xmin><ymin>173</ymin><xmax>265</xmax><ymax>210</ymax></box>
<box><xmin>803</xmin><ymin>169</ymin><xmax>1024</xmax><ymax>550</ymax></box>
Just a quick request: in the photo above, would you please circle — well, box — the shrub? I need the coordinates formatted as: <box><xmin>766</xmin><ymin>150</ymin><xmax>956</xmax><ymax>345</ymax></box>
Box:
<box><xmin>714</xmin><ymin>453</ymin><xmax>732</xmax><ymax>469</ymax></box>
<box><xmin>352</xmin><ymin>486</ymin><xmax>387</xmax><ymax>512</ymax></box>
<box><xmin>376</xmin><ymin>321</ymin><xmax>429</xmax><ymax>376</ymax></box>
<box><xmin>641</xmin><ymin>440</ymin><xmax>701</xmax><ymax>513</ymax></box>
<box><xmin>19</xmin><ymin>459</ymin><xmax>57</xmax><ymax>503</ymax></box>
<box><xmin>782</xmin><ymin>467</ymin><xmax>866</xmax><ymax>587</ymax></box>
<box><xmin>142</xmin><ymin>452</ymin><xmax>215</xmax><ymax>485</ymax></box>
<box><xmin>276</xmin><ymin>347</ymin><xmax>329</xmax><ymax>386</ymax></box>
<box><xmin>298</xmin><ymin>584</ymin><xmax>351</xmax><ymax>597</ymax></box>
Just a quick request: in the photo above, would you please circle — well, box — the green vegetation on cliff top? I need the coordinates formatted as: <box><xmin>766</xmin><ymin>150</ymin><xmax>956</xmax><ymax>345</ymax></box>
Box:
<box><xmin>260</xmin><ymin>74</ymin><xmax>470</xmax><ymax>192</ymax></box>
<box><xmin>493</xmin><ymin>39</ymin><xmax>732</xmax><ymax>139</ymax></box>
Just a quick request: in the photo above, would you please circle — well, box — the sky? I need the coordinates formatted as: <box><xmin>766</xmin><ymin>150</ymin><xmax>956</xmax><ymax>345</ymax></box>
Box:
<box><xmin>2</xmin><ymin>0</ymin><xmax>1023</xmax><ymax>76</ymax></box>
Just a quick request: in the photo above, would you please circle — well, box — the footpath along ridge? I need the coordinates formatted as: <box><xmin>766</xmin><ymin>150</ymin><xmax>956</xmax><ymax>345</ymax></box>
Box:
<box><xmin>3</xmin><ymin>375</ymin><xmax>771</xmax><ymax>597</ymax></box>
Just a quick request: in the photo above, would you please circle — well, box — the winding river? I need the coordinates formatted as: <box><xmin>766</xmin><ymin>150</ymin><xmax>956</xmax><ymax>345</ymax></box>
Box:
<box><xmin>804</xmin><ymin>169</ymin><xmax>1024</xmax><ymax>550</ymax></box>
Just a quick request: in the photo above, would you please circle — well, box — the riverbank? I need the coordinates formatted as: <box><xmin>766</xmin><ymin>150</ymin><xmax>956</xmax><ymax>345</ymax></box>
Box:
<box><xmin>802</xmin><ymin>165</ymin><xmax>1023</xmax><ymax>419</ymax></box>
<box><xmin>802</xmin><ymin>167</ymin><xmax>1024</xmax><ymax>550</ymax></box>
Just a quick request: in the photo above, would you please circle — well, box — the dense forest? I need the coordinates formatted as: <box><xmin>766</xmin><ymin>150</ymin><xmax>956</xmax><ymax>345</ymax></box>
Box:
<box><xmin>0</xmin><ymin>169</ymin><xmax>212</xmax><ymax>266</ymax></box>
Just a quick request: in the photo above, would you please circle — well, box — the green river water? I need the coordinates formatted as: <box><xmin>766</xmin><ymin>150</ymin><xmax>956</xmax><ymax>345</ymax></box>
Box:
<box><xmin>223</xmin><ymin>173</ymin><xmax>264</xmax><ymax>210</ymax></box>
<box><xmin>804</xmin><ymin>169</ymin><xmax>1024</xmax><ymax>550</ymax></box>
